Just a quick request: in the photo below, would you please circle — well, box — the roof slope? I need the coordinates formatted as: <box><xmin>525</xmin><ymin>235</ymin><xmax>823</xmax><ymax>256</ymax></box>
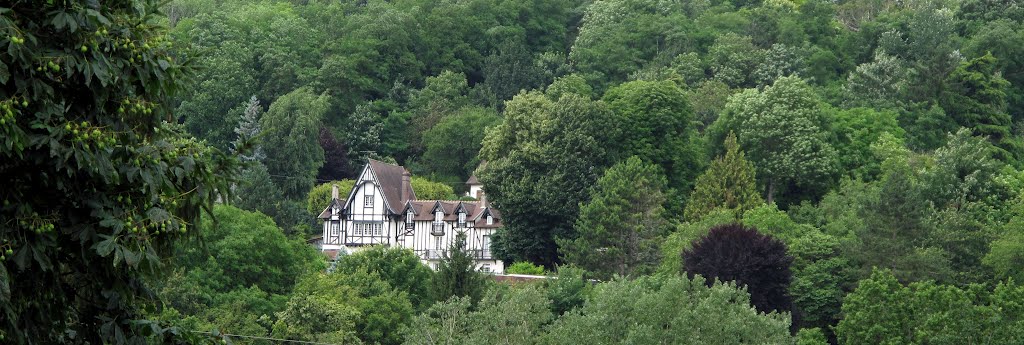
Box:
<box><xmin>368</xmin><ymin>159</ymin><xmax>416</xmax><ymax>212</ymax></box>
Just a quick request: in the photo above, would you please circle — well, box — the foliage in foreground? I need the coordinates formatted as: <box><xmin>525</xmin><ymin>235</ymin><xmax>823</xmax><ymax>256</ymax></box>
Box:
<box><xmin>0</xmin><ymin>1</ymin><xmax>237</xmax><ymax>343</ymax></box>
<box><xmin>836</xmin><ymin>269</ymin><xmax>1024</xmax><ymax>344</ymax></box>
<box><xmin>403</xmin><ymin>275</ymin><xmax>793</xmax><ymax>345</ymax></box>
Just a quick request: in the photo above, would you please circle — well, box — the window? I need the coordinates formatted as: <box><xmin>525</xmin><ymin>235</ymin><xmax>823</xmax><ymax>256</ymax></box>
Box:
<box><xmin>458</xmin><ymin>212</ymin><xmax>466</xmax><ymax>227</ymax></box>
<box><xmin>481</xmin><ymin>235</ymin><xmax>491</xmax><ymax>259</ymax></box>
<box><xmin>328</xmin><ymin>221</ymin><xmax>341</xmax><ymax>243</ymax></box>
<box><xmin>352</xmin><ymin>222</ymin><xmax>383</xmax><ymax>236</ymax></box>
<box><xmin>435</xmin><ymin>236</ymin><xmax>443</xmax><ymax>250</ymax></box>
<box><xmin>434</xmin><ymin>210</ymin><xmax>443</xmax><ymax>222</ymax></box>
<box><xmin>486</xmin><ymin>215</ymin><xmax>493</xmax><ymax>225</ymax></box>
<box><xmin>362</xmin><ymin>185</ymin><xmax>374</xmax><ymax>206</ymax></box>
<box><xmin>481</xmin><ymin>264</ymin><xmax>491</xmax><ymax>273</ymax></box>
<box><xmin>405</xmin><ymin>210</ymin><xmax>414</xmax><ymax>228</ymax></box>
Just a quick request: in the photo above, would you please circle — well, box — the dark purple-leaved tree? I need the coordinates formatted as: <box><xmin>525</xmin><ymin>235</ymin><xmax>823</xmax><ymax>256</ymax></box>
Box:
<box><xmin>317</xmin><ymin>127</ymin><xmax>352</xmax><ymax>181</ymax></box>
<box><xmin>683</xmin><ymin>223</ymin><xmax>794</xmax><ymax>314</ymax></box>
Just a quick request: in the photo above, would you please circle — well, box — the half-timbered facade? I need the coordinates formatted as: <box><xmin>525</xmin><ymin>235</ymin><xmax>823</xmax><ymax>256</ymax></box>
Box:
<box><xmin>318</xmin><ymin>160</ymin><xmax>504</xmax><ymax>273</ymax></box>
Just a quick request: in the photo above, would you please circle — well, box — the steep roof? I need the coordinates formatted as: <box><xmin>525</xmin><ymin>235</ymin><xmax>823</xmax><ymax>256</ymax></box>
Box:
<box><xmin>316</xmin><ymin>198</ymin><xmax>344</xmax><ymax>219</ymax></box>
<box><xmin>368</xmin><ymin>159</ymin><xmax>416</xmax><ymax>213</ymax></box>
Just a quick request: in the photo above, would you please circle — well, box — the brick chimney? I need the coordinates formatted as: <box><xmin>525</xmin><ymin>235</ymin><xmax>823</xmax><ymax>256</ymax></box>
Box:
<box><xmin>479</xmin><ymin>190</ymin><xmax>487</xmax><ymax>208</ymax></box>
<box><xmin>331</xmin><ymin>183</ymin><xmax>339</xmax><ymax>200</ymax></box>
<box><xmin>401</xmin><ymin>169</ymin><xmax>411</xmax><ymax>203</ymax></box>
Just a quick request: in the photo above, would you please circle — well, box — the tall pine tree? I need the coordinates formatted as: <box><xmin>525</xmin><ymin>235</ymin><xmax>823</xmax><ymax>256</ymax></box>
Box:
<box><xmin>685</xmin><ymin>132</ymin><xmax>763</xmax><ymax>221</ymax></box>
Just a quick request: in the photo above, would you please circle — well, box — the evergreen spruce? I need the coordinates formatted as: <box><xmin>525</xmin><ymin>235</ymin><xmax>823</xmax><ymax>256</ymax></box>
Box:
<box><xmin>685</xmin><ymin>132</ymin><xmax>763</xmax><ymax>221</ymax></box>
<box><xmin>231</xmin><ymin>95</ymin><xmax>265</xmax><ymax>162</ymax></box>
<box><xmin>431</xmin><ymin>233</ymin><xmax>488</xmax><ymax>304</ymax></box>
<box><xmin>558</xmin><ymin>156</ymin><xmax>670</xmax><ymax>280</ymax></box>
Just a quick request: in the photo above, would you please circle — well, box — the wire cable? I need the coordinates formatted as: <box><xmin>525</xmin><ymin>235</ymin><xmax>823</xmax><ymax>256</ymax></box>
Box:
<box><xmin>192</xmin><ymin>331</ymin><xmax>341</xmax><ymax>345</ymax></box>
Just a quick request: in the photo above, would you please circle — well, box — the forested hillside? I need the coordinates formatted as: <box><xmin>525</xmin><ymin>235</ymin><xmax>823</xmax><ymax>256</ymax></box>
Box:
<box><xmin>4</xmin><ymin>0</ymin><xmax>1024</xmax><ymax>343</ymax></box>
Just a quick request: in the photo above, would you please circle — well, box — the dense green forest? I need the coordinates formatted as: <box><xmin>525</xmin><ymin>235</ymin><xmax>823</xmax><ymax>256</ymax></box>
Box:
<box><xmin>4</xmin><ymin>0</ymin><xmax>1024</xmax><ymax>343</ymax></box>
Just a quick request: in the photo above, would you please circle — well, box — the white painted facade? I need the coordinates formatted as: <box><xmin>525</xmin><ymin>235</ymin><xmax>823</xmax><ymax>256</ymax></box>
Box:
<box><xmin>319</xmin><ymin>160</ymin><xmax>504</xmax><ymax>274</ymax></box>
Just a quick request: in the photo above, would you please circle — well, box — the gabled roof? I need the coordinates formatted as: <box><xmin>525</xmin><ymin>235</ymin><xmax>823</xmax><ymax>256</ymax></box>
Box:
<box><xmin>403</xmin><ymin>200</ymin><xmax>501</xmax><ymax>227</ymax></box>
<box><xmin>453</xmin><ymin>202</ymin><xmax>470</xmax><ymax>214</ymax></box>
<box><xmin>317</xmin><ymin>198</ymin><xmax>344</xmax><ymax>219</ymax></box>
<box><xmin>316</xmin><ymin>159</ymin><xmax>503</xmax><ymax>227</ymax></box>
<box><xmin>367</xmin><ymin>159</ymin><xmax>416</xmax><ymax>214</ymax></box>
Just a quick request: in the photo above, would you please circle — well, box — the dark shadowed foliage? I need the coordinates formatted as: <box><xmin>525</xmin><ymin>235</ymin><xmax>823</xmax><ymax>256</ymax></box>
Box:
<box><xmin>318</xmin><ymin>127</ymin><xmax>353</xmax><ymax>181</ymax></box>
<box><xmin>683</xmin><ymin>223</ymin><xmax>794</xmax><ymax>315</ymax></box>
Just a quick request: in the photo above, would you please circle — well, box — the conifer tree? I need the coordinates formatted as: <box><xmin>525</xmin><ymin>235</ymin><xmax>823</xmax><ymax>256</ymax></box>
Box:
<box><xmin>231</xmin><ymin>95</ymin><xmax>264</xmax><ymax>162</ymax></box>
<box><xmin>431</xmin><ymin>233</ymin><xmax>488</xmax><ymax>304</ymax></box>
<box><xmin>685</xmin><ymin>132</ymin><xmax>763</xmax><ymax>221</ymax></box>
<box><xmin>558</xmin><ymin>156</ymin><xmax>670</xmax><ymax>279</ymax></box>
<box><xmin>941</xmin><ymin>52</ymin><xmax>1022</xmax><ymax>164</ymax></box>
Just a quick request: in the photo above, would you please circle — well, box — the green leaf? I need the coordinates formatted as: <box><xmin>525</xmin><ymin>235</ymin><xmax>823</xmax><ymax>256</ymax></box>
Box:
<box><xmin>146</xmin><ymin>207</ymin><xmax>170</xmax><ymax>222</ymax></box>
<box><xmin>95</xmin><ymin>234</ymin><xmax>116</xmax><ymax>257</ymax></box>
<box><xmin>0</xmin><ymin>264</ymin><xmax>10</xmax><ymax>303</ymax></box>
<box><xmin>0</xmin><ymin>61</ymin><xmax>8</xmax><ymax>84</ymax></box>
<box><xmin>123</xmin><ymin>248</ymin><xmax>141</xmax><ymax>268</ymax></box>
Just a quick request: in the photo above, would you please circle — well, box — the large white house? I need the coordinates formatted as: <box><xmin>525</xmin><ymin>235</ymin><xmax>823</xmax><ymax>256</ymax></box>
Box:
<box><xmin>317</xmin><ymin>159</ymin><xmax>504</xmax><ymax>273</ymax></box>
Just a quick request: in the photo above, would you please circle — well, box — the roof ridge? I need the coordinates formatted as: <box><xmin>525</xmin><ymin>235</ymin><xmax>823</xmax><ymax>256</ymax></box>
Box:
<box><xmin>409</xmin><ymin>199</ymin><xmax>477</xmax><ymax>203</ymax></box>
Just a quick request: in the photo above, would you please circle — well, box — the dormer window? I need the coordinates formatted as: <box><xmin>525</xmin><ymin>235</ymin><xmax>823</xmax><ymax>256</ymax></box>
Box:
<box><xmin>432</xmin><ymin>208</ymin><xmax>445</xmax><ymax>236</ymax></box>
<box><xmin>406</xmin><ymin>210</ymin><xmax>414</xmax><ymax>229</ymax></box>
<box><xmin>486</xmin><ymin>215</ymin><xmax>493</xmax><ymax>225</ymax></box>
<box><xmin>458</xmin><ymin>212</ymin><xmax>466</xmax><ymax>227</ymax></box>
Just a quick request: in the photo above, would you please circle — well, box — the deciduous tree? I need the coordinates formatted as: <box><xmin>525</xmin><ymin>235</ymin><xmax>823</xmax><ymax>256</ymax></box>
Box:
<box><xmin>318</xmin><ymin>127</ymin><xmax>353</xmax><ymax>181</ymax></box>
<box><xmin>541</xmin><ymin>275</ymin><xmax>793</xmax><ymax>344</ymax></box>
<box><xmin>261</xmin><ymin>87</ymin><xmax>331</xmax><ymax>199</ymax></box>
<box><xmin>335</xmin><ymin>246</ymin><xmax>434</xmax><ymax>310</ymax></box>
<box><xmin>683</xmin><ymin>223</ymin><xmax>794</xmax><ymax>314</ymax></box>
<box><xmin>420</xmin><ymin>106</ymin><xmax>498</xmax><ymax>181</ymax></box>
<box><xmin>0</xmin><ymin>2</ymin><xmax>239</xmax><ymax>342</ymax></box>
<box><xmin>480</xmin><ymin>92</ymin><xmax>621</xmax><ymax>267</ymax></box>
<box><xmin>711</xmin><ymin>76</ymin><xmax>837</xmax><ymax>205</ymax></box>
<box><xmin>602</xmin><ymin>80</ymin><xmax>702</xmax><ymax>194</ymax></box>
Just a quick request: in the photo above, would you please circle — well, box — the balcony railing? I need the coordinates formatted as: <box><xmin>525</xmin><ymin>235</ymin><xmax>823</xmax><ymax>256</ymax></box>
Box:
<box><xmin>431</xmin><ymin>222</ymin><xmax>445</xmax><ymax>236</ymax></box>
<box><xmin>419</xmin><ymin>249</ymin><xmax>491</xmax><ymax>260</ymax></box>
<box><xmin>405</xmin><ymin>221</ymin><xmax>414</xmax><ymax>230</ymax></box>
<box><xmin>425</xmin><ymin>249</ymin><xmax>444</xmax><ymax>260</ymax></box>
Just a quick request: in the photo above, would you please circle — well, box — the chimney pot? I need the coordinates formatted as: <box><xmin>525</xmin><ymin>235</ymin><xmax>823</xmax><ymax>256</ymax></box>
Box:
<box><xmin>331</xmin><ymin>184</ymin><xmax>339</xmax><ymax>200</ymax></box>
